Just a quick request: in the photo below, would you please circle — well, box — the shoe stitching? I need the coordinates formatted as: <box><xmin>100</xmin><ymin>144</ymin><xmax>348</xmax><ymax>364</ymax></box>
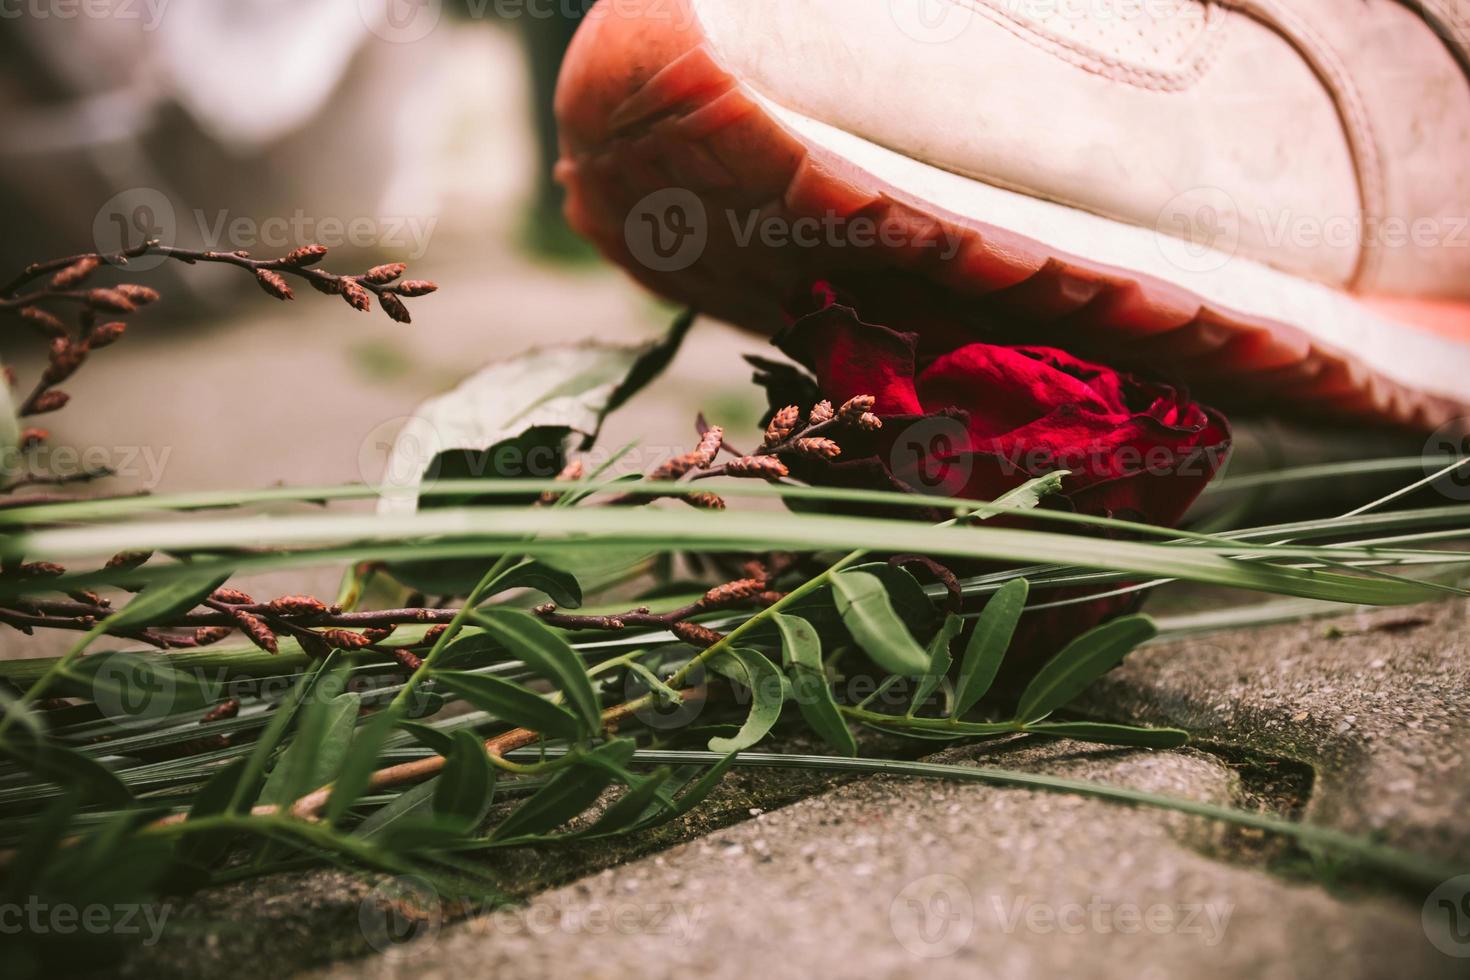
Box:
<box><xmin>956</xmin><ymin>0</ymin><xmax>1233</xmax><ymax>91</ymax></box>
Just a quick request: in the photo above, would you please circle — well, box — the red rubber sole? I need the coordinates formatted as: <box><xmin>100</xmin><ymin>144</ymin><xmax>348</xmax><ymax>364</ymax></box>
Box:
<box><xmin>554</xmin><ymin>0</ymin><xmax>1467</xmax><ymax>431</ymax></box>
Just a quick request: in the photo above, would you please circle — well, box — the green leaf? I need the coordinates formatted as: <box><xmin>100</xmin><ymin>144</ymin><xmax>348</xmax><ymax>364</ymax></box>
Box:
<box><xmin>954</xmin><ymin>578</ymin><xmax>1030</xmax><ymax>716</ymax></box>
<box><xmin>846</xmin><ymin>562</ymin><xmax>938</xmax><ymax>634</ymax></box>
<box><xmin>0</xmin><ymin>724</ymin><xmax>131</xmax><ymax>805</ymax></box>
<box><xmin>326</xmin><ymin>705</ymin><xmax>403</xmax><ymax>825</ymax></box>
<box><xmin>1022</xmin><ymin>721</ymin><xmax>1189</xmax><ymax>749</ymax></box>
<box><xmin>397</xmin><ymin>720</ymin><xmax>455</xmax><ymax>757</ymax></box>
<box><xmin>228</xmin><ymin>656</ymin><xmax>340</xmax><ymax>813</ymax></box>
<box><xmin>433</xmin><ymin>671</ymin><xmax>584</xmax><ymax>741</ymax></box>
<box><xmin>377</xmin><ymin>313</ymin><xmax>692</xmax><ymax>514</ymax></box>
<box><xmin>0</xmin><ymin>686</ymin><xmax>44</xmax><ymax>742</ymax></box>
<box><xmin>640</xmin><ymin>753</ymin><xmax>737</xmax><ymax>826</ymax></box>
<box><xmin>472</xmin><ymin>609</ymin><xmax>601</xmax><ymax>735</ymax></box>
<box><xmin>706</xmin><ymin>648</ymin><xmax>784</xmax><ymax>753</ymax></box>
<box><xmin>979</xmin><ymin>472</ymin><xmax>1067</xmax><ymax>516</ymax></box>
<box><xmin>259</xmin><ymin>692</ymin><xmax>361</xmax><ymax>806</ymax></box>
<box><xmin>910</xmin><ymin>614</ymin><xmax>963</xmax><ymax>716</ymax></box>
<box><xmin>773</xmin><ymin>613</ymin><xmax>855</xmax><ymax>757</ymax></box>
<box><xmin>1015</xmin><ymin>615</ymin><xmax>1158</xmax><ymax>723</ymax></box>
<box><xmin>831</xmin><ymin>570</ymin><xmax>931</xmax><ymax>677</ymax></box>
<box><xmin>492</xmin><ymin>739</ymin><xmax>635</xmax><ymax>840</ymax></box>
<box><xmin>103</xmin><ymin>572</ymin><xmax>231</xmax><ymax>631</ymax></box>
<box><xmin>356</xmin><ymin>777</ymin><xmax>440</xmax><ymax>839</ymax></box>
<box><xmin>482</xmin><ymin>559</ymin><xmax>583</xmax><ymax>609</ymax></box>
<box><xmin>175</xmin><ymin>756</ymin><xmax>251</xmax><ymax>867</ymax></box>
<box><xmin>579</xmin><ymin>768</ymin><xmax>674</xmax><ymax>837</ymax></box>
<box><xmin>434</xmin><ymin>729</ymin><xmax>496</xmax><ymax>831</ymax></box>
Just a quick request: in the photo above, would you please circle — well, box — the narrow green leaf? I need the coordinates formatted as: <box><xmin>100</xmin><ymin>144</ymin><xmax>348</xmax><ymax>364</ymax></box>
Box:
<box><xmin>483</xmin><ymin>559</ymin><xmax>583</xmax><ymax>609</ymax></box>
<box><xmin>434</xmin><ymin>729</ymin><xmax>496</xmax><ymax>830</ymax></box>
<box><xmin>831</xmin><ymin>570</ymin><xmax>931</xmax><ymax>677</ymax></box>
<box><xmin>706</xmin><ymin>648</ymin><xmax>784</xmax><ymax>753</ymax></box>
<box><xmin>102</xmin><ymin>572</ymin><xmax>231</xmax><ymax>631</ymax></box>
<box><xmin>492</xmin><ymin>739</ymin><xmax>635</xmax><ymax>840</ymax></box>
<box><xmin>0</xmin><ymin>733</ymin><xmax>131</xmax><ymax>807</ymax></box>
<box><xmin>910</xmin><ymin>614</ymin><xmax>963</xmax><ymax>716</ymax></box>
<box><xmin>434</xmin><ymin>670</ymin><xmax>583</xmax><ymax>741</ymax></box>
<box><xmin>0</xmin><ymin>686</ymin><xmax>44</xmax><ymax>742</ymax></box>
<box><xmin>397</xmin><ymin>720</ymin><xmax>455</xmax><ymax>757</ymax></box>
<box><xmin>954</xmin><ymin>578</ymin><xmax>1030</xmax><ymax>716</ymax></box>
<box><xmin>1022</xmin><ymin>721</ymin><xmax>1189</xmax><ymax>749</ymax></box>
<box><xmin>639</xmin><ymin>752</ymin><xmax>737</xmax><ymax>826</ymax></box>
<box><xmin>59</xmin><ymin>651</ymin><xmax>217</xmax><ymax>725</ymax></box>
<box><xmin>473</xmin><ymin>608</ymin><xmax>601</xmax><ymax>734</ymax></box>
<box><xmin>326</xmin><ymin>705</ymin><xmax>403</xmax><ymax>825</ymax></box>
<box><xmin>175</xmin><ymin>756</ymin><xmax>251</xmax><ymax>866</ymax></box>
<box><xmin>0</xmin><ymin>787</ymin><xmax>80</xmax><ymax>903</ymax></box>
<box><xmin>1015</xmin><ymin>615</ymin><xmax>1158</xmax><ymax>723</ymax></box>
<box><xmin>259</xmin><ymin>692</ymin><xmax>360</xmax><ymax>806</ymax></box>
<box><xmin>355</xmin><ymin>775</ymin><xmax>438</xmax><ymax>839</ymax></box>
<box><xmin>980</xmin><ymin>472</ymin><xmax>1067</xmax><ymax>515</ymax></box>
<box><xmin>579</xmin><ymin>768</ymin><xmax>674</xmax><ymax>837</ymax></box>
<box><xmin>773</xmin><ymin>613</ymin><xmax>855</xmax><ymax>757</ymax></box>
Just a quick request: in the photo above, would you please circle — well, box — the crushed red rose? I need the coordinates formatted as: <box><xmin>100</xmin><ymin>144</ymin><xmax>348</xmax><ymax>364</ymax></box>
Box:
<box><xmin>765</xmin><ymin>281</ymin><xmax>1233</xmax><ymax>682</ymax></box>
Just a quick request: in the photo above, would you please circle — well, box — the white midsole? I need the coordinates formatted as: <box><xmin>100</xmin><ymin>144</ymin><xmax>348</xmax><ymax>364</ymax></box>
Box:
<box><xmin>757</xmin><ymin>94</ymin><xmax>1469</xmax><ymax>404</ymax></box>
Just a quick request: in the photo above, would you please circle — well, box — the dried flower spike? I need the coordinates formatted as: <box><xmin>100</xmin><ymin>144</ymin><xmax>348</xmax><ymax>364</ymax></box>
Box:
<box><xmin>809</xmin><ymin>400</ymin><xmax>835</xmax><ymax>425</ymax></box>
<box><xmin>378</xmin><ymin>292</ymin><xmax>411</xmax><ymax>324</ymax></box>
<box><xmin>269</xmin><ymin>595</ymin><xmax>329</xmax><ymax>617</ymax></box>
<box><xmin>794</xmin><ymin>437</ymin><xmax>842</xmax><ymax>460</ymax></box>
<box><xmin>363</xmin><ymin>626</ymin><xmax>396</xmax><ymax>643</ymax></box>
<box><xmin>765</xmin><ymin>405</ymin><xmax>801</xmax><ymax>446</ymax></box>
<box><xmin>19</xmin><ymin>428</ymin><xmax>47</xmax><ymax>450</ymax></box>
<box><xmin>702</xmin><ymin>578</ymin><xmax>766</xmax><ymax>607</ymax></box>
<box><xmin>194</xmin><ymin>626</ymin><xmax>235</xmax><ymax>646</ymax></box>
<box><xmin>50</xmin><ymin>256</ymin><xmax>99</xmax><ymax>289</ymax></box>
<box><xmin>322</xmin><ymin>629</ymin><xmax>372</xmax><ymax>651</ymax></box>
<box><xmin>693</xmin><ymin>426</ymin><xmax>724</xmax><ymax>467</ymax></box>
<box><xmin>282</xmin><ymin>244</ymin><xmax>329</xmax><ymax>267</ymax></box>
<box><xmin>201</xmin><ymin>699</ymin><xmax>241</xmax><ymax>723</ymax></box>
<box><xmin>838</xmin><ymin>395</ymin><xmax>877</xmax><ymax>422</ymax></box>
<box><xmin>540</xmin><ymin>459</ymin><xmax>585</xmax><ymax>505</ymax></box>
<box><xmin>105</xmin><ymin>550</ymin><xmax>153</xmax><ymax>571</ymax></box>
<box><xmin>396</xmin><ymin>280</ymin><xmax>438</xmax><ymax>297</ymax></box>
<box><xmin>724</xmin><ymin>455</ymin><xmax>790</xmax><ymax>480</ymax></box>
<box><xmin>115</xmin><ymin>284</ymin><xmax>160</xmax><ymax>306</ymax></box>
<box><xmin>857</xmin><ymin>413</ymin><xmax>883</xmax><ymax>432</ymax></box>
<box><xmin>393</xmin><ymin>648</ymin><xmax>425</xmax><ymax>672</ymax></box>
<box><xmin>363</xmin><ymin>263</ymin><xmax>407</xmax><ymax>285</ymax></box>
<box><xmin>255</xmin><ymin>270</ymin><xmax>295</xmax><ymax>301</ymax></box>
<box><xmin>341</xmin><ymin>280</ymin><xmax>372</xmax><ymax>313</ymax></box>
<box><xmin>27</xmin><ymin>391</ymin><xmax>69</xmax><ymax>415</ymax></box>
<box><xmin>16</xmin><ymin>562</ymin><xmax>65</xmax><ymax>578</ymax></box>
<box><xmin>88</xmin><ymin>321</ymin><xmax>127</xmax><ymax>348</ymax></box>
<box><xmin>231</xmin><ymin>610</ymin><xmax>278</xmax><ymax>654</ymax></box>
<box><xmin>18</xmin><ymin>306</ymin><xmax>67</xmax><ymax>338</ymax></box>
<box><xmin>210</xmin><ymin>588</ymin><xmax>255</xmax><ymax>605</ymax></box>
<box><xmin>44</xmin><ymin>337</ymin><xmax>86</xmax><ymax>385</ymax></box>
<box><xmin>86</xmin><ymin>289</ymin><xmax>135</xmax><ymax>314</ymax></box>
<box><xmin>309</xmin><ymin>277</ymin><xmax>344</xmax><ymax>296</ymax></box>
<box><xmin>684</xmin><ymin>491</ymin><xmax>726</xmax><ymax>510</ymax></box>
<box><xmin>670</xmin><ymin>621</ymin><xmax>724</xmax><ymax>649</ymax></box>
<box><xmin>422</xmin><ymin>624</ymin><xmax>449</xmax><ymax>647</ymax></box>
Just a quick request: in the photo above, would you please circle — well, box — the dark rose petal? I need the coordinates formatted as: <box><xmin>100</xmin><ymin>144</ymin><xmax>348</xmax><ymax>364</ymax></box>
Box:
<box><xmin>775</xmin><ymin>304</ymin><xmax>923</xmax><ymax>415</ymax></box>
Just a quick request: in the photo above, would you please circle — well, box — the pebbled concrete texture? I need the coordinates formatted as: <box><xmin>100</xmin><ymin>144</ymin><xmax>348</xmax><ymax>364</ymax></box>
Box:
<box><xmin>1083</xmin><ymin>599</ymin><xmax>1470</xmax><ymax>863</ymax></box>
<box><xmin>310</xmin><ymin>739</ymin><xmax>1455</xmax><ymax>980</ymax></box>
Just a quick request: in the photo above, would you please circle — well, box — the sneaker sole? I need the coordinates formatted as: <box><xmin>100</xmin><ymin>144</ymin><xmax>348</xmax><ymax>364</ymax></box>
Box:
<box><xmin>555</xmin><ymin>0</ymin><xmax>1470</xmax><ymax>431</ymax></box>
